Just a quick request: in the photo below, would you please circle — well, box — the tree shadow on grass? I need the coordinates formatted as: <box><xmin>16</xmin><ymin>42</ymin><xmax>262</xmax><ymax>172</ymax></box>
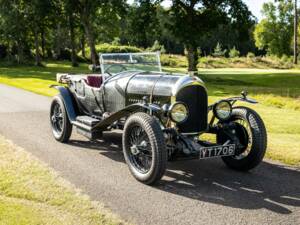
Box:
<box><xmin>68</xmin><ymin>131</ymin><xmax>300</xmax><ymax>215</ymax></box>
<box><xmin>0</xmin><ymin>62</ymin><xmax>89</xmax><ymax>81</ymax></box>
<box><xmin>1</xmin><ymin>69</ymin><xmax>57</xmax><ymax>81</ymax></box>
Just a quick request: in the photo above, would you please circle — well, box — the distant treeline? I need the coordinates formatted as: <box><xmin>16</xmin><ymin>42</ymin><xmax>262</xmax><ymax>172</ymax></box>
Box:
<box><xmin>0</xmin><ymin>0</ymin><xmax>296</xmax><ymax>71</ymax></box>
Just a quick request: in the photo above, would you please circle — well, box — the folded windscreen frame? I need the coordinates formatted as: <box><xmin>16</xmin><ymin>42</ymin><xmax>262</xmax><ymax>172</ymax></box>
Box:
<box><xmin>99</xmin><ymin>52</ymin><xmax>162</xmax><ymax>75</ymax></box>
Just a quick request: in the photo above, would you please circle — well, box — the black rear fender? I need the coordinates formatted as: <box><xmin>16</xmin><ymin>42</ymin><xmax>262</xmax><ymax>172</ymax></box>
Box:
<box><xmin>51</xmin><ymin>85</ymin><xmax>77</xmax><ymax>122</ymax></box>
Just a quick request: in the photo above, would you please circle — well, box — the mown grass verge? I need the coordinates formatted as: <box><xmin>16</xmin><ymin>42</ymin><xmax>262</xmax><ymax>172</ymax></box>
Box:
<box><xmin>0</xmin><ymin>61</ymin><xmax>88</xmax><ymax>96</ymax></box>
<box><xmin>0</xmin><ymin>135</ymin><xmax>126</xmax><ymax>225</ymax></box>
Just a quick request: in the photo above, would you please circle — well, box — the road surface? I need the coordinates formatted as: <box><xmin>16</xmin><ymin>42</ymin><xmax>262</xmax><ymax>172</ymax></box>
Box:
<box><xmin>0</xmin><ymin>84</ymin><xmax>299</xmax><ymax>225</ymax></box>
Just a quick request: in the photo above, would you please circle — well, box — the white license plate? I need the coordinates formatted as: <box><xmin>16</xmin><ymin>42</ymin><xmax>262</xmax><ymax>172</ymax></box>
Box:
<box><xmin>199</xmin><ymin>144</ymin><xmax>235</xmax><ymax>159</ymax></box>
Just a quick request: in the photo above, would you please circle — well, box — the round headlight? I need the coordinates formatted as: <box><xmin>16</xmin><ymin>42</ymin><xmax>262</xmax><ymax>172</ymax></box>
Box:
<box><xmin>213</xmin><ymin>100</ymin><xmax>232</xmax><ymax>120</ymax></box>
<box><xmin>169</xmin><ymin>102</ymin><xmax>188</xmax><ymax>123</ymax></box>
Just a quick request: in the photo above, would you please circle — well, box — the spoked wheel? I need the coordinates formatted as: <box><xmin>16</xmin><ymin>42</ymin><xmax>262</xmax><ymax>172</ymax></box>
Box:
<box><xmin>217</xmin><ymin>106</ymin><xmax>267</xmax><ymax>171</ymax></box>
<box><xmin>50</xmin><ymin>95</ymin><xmax>72</xmax><ymax>143</ymax></box>
<box><xmin>231</xmin><ymin>118</ymin><xmax>252</xmax><ymax>160</ymax></box>
<box><xmin>123</xmin><ymin>113</ymin><xmax>167</xmax><ymax>185</ymax></box>
<box><xmin>128</xmin><ymin>126</ymin><xmax>153</xmax><ymax>173</ymax></box>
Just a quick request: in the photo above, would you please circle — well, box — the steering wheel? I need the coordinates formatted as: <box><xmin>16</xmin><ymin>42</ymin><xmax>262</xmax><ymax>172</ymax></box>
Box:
<box><xmin>104</xmin><ymin>64</ymin><xmax>127</xmax><ymax>76</ymax></box>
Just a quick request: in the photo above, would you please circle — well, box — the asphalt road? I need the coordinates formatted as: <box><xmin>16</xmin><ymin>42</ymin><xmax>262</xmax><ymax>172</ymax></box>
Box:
<box><xmin>0</xmin><ymin>83</ymin><xmax>299</xmax><ymax>225</ymax></box>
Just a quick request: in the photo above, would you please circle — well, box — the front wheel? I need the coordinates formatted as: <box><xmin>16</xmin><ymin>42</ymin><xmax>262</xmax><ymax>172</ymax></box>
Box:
<box><xmin>217</xmin><ymin>106</ymin><xmax>267</xmax><ymax>171</ymax></box>
<box><xmin>122</xmin><ymin>113</ymin><xmax>167</xmax><ymax>185</ymax></box>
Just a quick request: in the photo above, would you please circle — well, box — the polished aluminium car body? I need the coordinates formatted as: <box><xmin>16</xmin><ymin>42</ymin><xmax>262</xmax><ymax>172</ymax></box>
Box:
<box><xmin>50</xmin><ymin>52</ymin><xmax>267</xmax><ymax>184</ymax></box>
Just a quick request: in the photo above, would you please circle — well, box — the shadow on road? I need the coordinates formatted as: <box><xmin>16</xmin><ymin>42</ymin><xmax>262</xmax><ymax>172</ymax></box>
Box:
<box><xmin>68</xmin><ymin>131</ymin><xmax>125</xmax><ymax>163</ymax></box>
<box><xmin>159</xmin><ymin>160</ymin><xmax>300</xmax><ymax>214</ymax></box>
<box><xmin>68</xmin><ymin>132</ymin><xmax>300</xmax><ymax>214</ymax></box>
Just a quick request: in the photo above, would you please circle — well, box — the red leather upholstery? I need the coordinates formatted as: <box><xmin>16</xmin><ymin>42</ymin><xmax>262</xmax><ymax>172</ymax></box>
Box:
<box><xmin>86</xmin><ymin>75</ymin><xmax>102</xmax><ymax>88</ymax></box>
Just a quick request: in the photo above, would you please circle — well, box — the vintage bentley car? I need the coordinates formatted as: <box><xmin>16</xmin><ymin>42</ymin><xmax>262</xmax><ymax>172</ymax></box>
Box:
<box><xmin>50</xmin><ymin>52</ymin><xmax>267</xmax><ymax>184</ymax></box>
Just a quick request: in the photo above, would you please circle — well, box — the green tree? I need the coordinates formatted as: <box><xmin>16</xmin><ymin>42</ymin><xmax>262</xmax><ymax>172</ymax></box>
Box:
<box><xmin>126</xmin><ymin>0</ymin><xmax>161</xmax><ymax>48</ymax></box>
<box><xmin>169</xmin><ymin>0</ymin><xmax>253</xmax><ymax>72</ymax></box>
<box><xmin>74</xmin><ymin>0</ymin><xmax>126</xmax><ymax>65</ymax></box>
<box><xmin>25</xmin><ymin>0</ymin><xmax>54</xmax><ymax>66</ymax></box>
<box><xmin>0</xmin><ymin>0</ymin><xmax>30</xmax><ymax>63</ymax></box>
<box><xmin>212</xmin><ymin>42</ymin><xmax>227</xmax><ymax>57</ymax></box>
<box><xmin>63</xmin><ymin>0</ymin><xmax>80</xmax><ymax>67</ymax></box>
<box><xmin>254</xmin><ymin>0</ymin><xmax>294</xmax><ymax>57</ymax></box>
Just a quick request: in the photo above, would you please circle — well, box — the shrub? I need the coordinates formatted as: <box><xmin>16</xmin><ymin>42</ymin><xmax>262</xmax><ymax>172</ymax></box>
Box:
<box><xmin>0</xmin><ymin>44</ymin><xmax>7</xmax><ymax>59</ymax></box>
<box><xmin>160</xmin><ymin>54</ymin><xmax>187</xmax><ymax>67</ymax></box>
<box><xmin>281</xmin><ymin>54</ymin><xmax>292</xmax><ymax>63</ymax></box>
<box><xmin>229</xmin><ymin>46</ymin><xmax>240</xmax><ymax>58</ymax></box>
<box><xmin>149</xmin><ymin>40</ymin><xmax>166</xmax><ymax>54</ymax></box>
<box><xmin>199</xmin><ymin>57</ymin><xmax>209</xmax><ymax>65</ymax></box>
<box><xmin>111</xmin><ymin>37</ymin><xmax>121</xmax><ymax>46</ymax></box>
<box><xmin>247</xmin><ymin>52</ymin><xmax>255</xmax><ymax>59</ymax></box>
<box><xmin>212</xmin><ymin>42</ymin><xmax>227</xmax><ymax>57</ymax></box>
<box><xmin>96</xmin><ymin>43</ymin><xmax>142</xmax><ymax>54</ymax></box>
<box><xmin>54</xmin><ymin>49</ymin><xmax>71</xmax><ymax>60</ymax></box>
<box><xmin>81</xmin><ymin>43</ymin><xmax>142</xmax><ymax>59</ymax></box>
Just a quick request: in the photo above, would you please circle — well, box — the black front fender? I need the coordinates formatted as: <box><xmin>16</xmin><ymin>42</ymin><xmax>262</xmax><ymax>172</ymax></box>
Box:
<box><xmin>92</xmin><ymin>103</ymin><xmax>161</xmax><ymax>131</ymax></box>
<box><xmin>51</xmin><ymin>85</ymin><xmax>77</xmax><ymax>122</ymax></box>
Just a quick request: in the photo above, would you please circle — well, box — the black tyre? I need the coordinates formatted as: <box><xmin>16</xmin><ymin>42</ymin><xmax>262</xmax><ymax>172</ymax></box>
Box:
<box><xmin>122</xmin><ymin>113</ymin><xmax>167</xmax><ymax>185</ymax></box>
<box><xmin>217</xmin><ymin>106</ymin><xmax>267</xmax><ymax>171</ymax></box>
<box><xmin>50</xmin><ymin>95</ymin><xmax>72</xmax><ymax>143</ymax></box>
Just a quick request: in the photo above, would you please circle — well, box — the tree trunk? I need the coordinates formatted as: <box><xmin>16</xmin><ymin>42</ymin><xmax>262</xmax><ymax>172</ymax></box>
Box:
<box><xmin>186</xmin><ymin>44</ymin><xmax>198</xmax><ymax>73</ymax></box>
<box><xmin>81</xmin><ymin>32</ymin><xmax>86</xmax><ymax>58</ymax></box>
<box><xmin>82</xmin><ymin>17</ymin><xmax>98</xmax><ymax>65</ymax></box>
<box><xmin>41</xmin><ymin>28</ymin><xmax>46</xmax><ymax>58</ymax></box>
<box><xmin>34</xmin><ymin>27</ymin><xmax>42</xmax><ymax>66</ymax></box>
<box><xmin>69</xmin><ymin>13</ymin><xmax>78</xmax><ymax>67</ymax></box>
<box><xmin>6</xmin><ymin>41</ymin><xmax>12</xmax><ymax>62</ymax></box>
<box><xmin>294</xmin><ymin>0</ymin><xmax>298</xmax><ymax>64</ymax></box>
<box><xmin>86</xmin><ymin>24</ymin><xmax>97</xmax><ymax>65</ymax></box>
<box><xmin>17</xmin><ymin>40</ymin><xmax>24</xmax><ymax>64</ymax></box>
<box><xmin>55</xmin><ymin>23</ymin><xmax>62</xmax><ymax>59</ymax></box>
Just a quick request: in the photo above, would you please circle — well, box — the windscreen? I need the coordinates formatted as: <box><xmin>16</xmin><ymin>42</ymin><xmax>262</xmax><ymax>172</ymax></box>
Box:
<box><xmin>100</xmin><ymin>52</ymin><xmax>162</xmax><ymax>74</ymax></box>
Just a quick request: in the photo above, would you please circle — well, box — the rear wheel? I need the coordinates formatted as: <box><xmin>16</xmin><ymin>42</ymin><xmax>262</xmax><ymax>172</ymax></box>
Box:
<box><xmin>50</xmin><ymin>95</ymin><xmax>72</xmax><ymax>143</ymax></box>
<box><xmin>123</xmin><ymin>113</ymin><xmax>167</xmax><ymax>185</ymax></box>
<box><xmin>217</xmin><ymin>106</ymin><xmax>267</xmax><ymax>171</ymax></box>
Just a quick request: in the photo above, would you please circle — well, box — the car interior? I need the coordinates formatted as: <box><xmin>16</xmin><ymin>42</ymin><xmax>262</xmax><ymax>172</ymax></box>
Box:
<box><xmin>84</xmin><ymin>75</ymin><xmax>103</xmax><ymax>88</ymax></box>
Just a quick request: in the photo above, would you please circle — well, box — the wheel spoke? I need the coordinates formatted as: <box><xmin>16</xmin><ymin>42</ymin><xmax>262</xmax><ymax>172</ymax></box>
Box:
<box><xmin>233</xmin><ymin>118</ymin><xmax>253</xmax><ymax>159</ymax></box>
<box><xmin>128</xmin><ymin>125</ymin><xmax>152</xmax><ymax>173</ymax></box>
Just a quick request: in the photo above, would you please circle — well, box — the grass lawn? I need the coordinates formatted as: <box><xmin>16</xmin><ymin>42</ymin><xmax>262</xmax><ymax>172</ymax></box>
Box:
<box><xmin>0</xmin><ymin>135</ymin><xmax>125</xmax><ymax>225</ymax></box>
<box><xmin>0</xmin><ymin>61</ymin><xmax>299</xmax><ymax>166</ymax></box>
<box><xmin>0</xmin><ymin>61</ymin><xmax>88</xmax><ymax>96</ymax></box>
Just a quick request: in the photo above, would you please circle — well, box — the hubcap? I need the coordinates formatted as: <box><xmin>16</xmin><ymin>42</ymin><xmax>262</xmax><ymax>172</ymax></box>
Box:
<box><xmin>130</xmin><ymin>145</ymin><xmax>140</xmax><ymax>155</ymax></box>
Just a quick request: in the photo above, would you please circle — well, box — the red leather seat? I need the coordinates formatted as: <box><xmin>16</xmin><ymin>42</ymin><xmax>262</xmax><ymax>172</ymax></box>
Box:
<box><xmin>86</xmin><ymin>75</ymin><xmax>102</xmax><ymax>88</ymax></box>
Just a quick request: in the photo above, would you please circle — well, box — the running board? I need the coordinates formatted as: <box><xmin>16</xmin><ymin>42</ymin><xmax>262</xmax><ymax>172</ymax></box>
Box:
<box><xmin>73</xmin><ymin>116</ymin><xmax>102</xmax><ymax>140</ymax></box>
